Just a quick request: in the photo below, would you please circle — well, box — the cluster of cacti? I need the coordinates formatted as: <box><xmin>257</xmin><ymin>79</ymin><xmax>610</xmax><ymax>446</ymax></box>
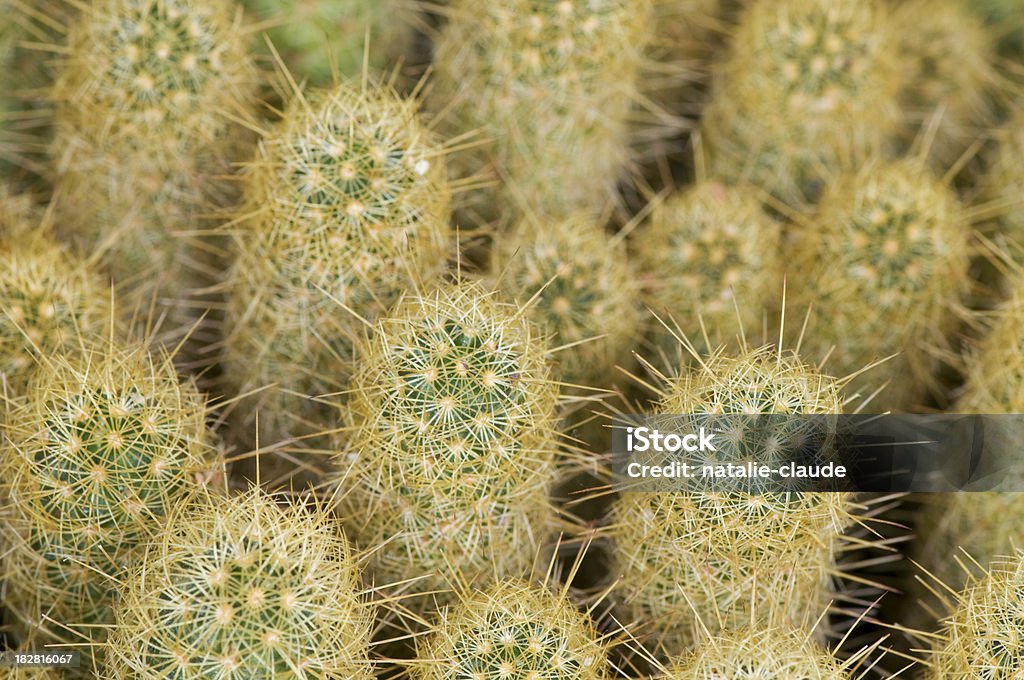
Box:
<box><xmin>665</xmin><ymin>627</ymin><xmax>848</xmax><ymax>679</ymax></box>
<box><xmin>1</xmin><ymin>341</ymin><xmax>219</xmax><ymax>672</ymax></box>
<box><xmin>789</xmin><ymin>159</ymin><xmax>971</xmax><ymax>410</ymax></box>
<box><xmin>928</xmin><ymin>553</ymin><xmax>1024</xmax><ymax>677</ymax></box>
<box><xmin>223</xmin><ymin>80</ymin><xmax>451</xmax><ymax>449</ymax></box>
<box><xmin>490</xmin><ymin>213</ymin><xmax>642</xmax><ymax>390</ymax></box>
<box><xmin>701</xmin><ymin>0</ymin><xmax>903</xmax><ymax>203</ymax></box>
<box><xmin>333</xmin><ymin>281</ymin><xmax>561</xmax><ymax>607</ymax></box>
<box><xmin>609</xmin><ymin>344</ymin><xmax>855</xmax><ymax>657</ymax></box>
<box><xmin>48</xmin><ymin>0</ymin><xmax>256</xmax><ymax>348</ymax></box>
<box><xmin>412</xmin><ymin>579</ymin><xmax>608</xmax><ymax>680</ymax></box>
<box><xmin>632</xmin><ymin>180</ymin><xmax>782</xmax><ymax>356</ymax></box>
<box><xmin>103</xmin><ymin>487</ymin><xmax>373</xmax><ymax>678</ymax></box>
<box><xmin>429</xmin><ymin>0</ymin><xmax>655</xmax><ymax>222</ymax></box>
<box><xmin>241</xmin><ymin>0</ymin><xmax>419</xmax><ymax>85</ymax></box>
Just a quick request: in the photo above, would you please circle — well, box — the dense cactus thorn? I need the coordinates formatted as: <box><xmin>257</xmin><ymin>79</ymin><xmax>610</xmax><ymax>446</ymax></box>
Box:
<box><xmin>701</xmin><ymin>0</ymin><xmax>903</xmax><ymax>204</ymax></box>
<box><xmin>664</xmin><ymin>627</ymin><xmax>850</xmax><ymax>679</ymax></box>
<box><xmin>0</xmin><ymin>339</ymin><xmax>221</xmax><ymax>663</ymax></box>
<box><xmin>49</xmin><ymin>0</ymin><xmax>257</xmax><ymax>350</ymax></box>
<box><xmin>242</xmin><ymin>0</ymin><xmax>420</xmax><ymax>85</ymax></box>
<box><xmin>981</xmin><ymin>109</ymin><xmax>1024</xmax><ymax>244</ymax></box>
<box><xmin>893</xmin><ymin>0</ymin><xmax>998</xmax><ymax>169</ymax></box>
<box><xmin>333</xmin><ymin>280</ymin><xmax>562</xmax><ymax>608</ymax></box>
<box><xmin>412</xmin><ymin>579</ymin><xmax>609</xmax><ymax>680</ymax></box>
<box><xmin>789</xmin><ymin>158</ymin><xmax>971</xmax><ymax>411</ymax></box>
<box><xmin>490</xmin><ymin>213</ymin><xmax>643</xmax><ymax>390</ymax></box>
<box><xmin>928</xmin><ymin>553</ymin><xmax>1024</xmax><ymax>678</ymax></box>
<box><xmin>102</xmin><ymin>487</ymin><xmax>374</xmax><ymax>679</ymax></box>
<box><xmin>223</xmin><ymin>80</ymin><xmax>452</xmax><ymax>450</ymax></box>
<box><xmin>610</xmin><ymin>344</ymin><xmax>855</xmax><ymax>656</ymax></box>
<box><xmin>429</xmin><ymin>0</ymin><xmax>655</xmax><ymax>222</ymax></box>
<box><xmin>633</xmin><ymin>180</ymin><xmax>782</xmax><ymax>357</ymax></box>
<box><xmin>0</xmin><ymin>230</ymin><xmax>110</xmax><ymax>395</ymax></box>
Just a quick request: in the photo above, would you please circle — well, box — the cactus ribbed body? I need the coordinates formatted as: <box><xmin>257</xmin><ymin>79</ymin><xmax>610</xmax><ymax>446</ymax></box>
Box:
<box><xmin>790</xmin><ymin>159</ymin><xmax>970</xmax><ymax>410</ymax></box>
<box><xmin>0</xmin><ymin>233</ymin><xmax>109</xmax><ymax>393</ymax></box>
<box><xmin>634</xmin><ymin>181</ymin><xmax>781</xmax><ymax>355</ymax></box>
<box><xmin>242</xmin><ymin>0</ymin><xmax>418</xmax><ymax>85</ymax></box>
<box><xmin>413</xmin><ymin>580</ymin><xmax>608</xmax><ymax>680</ymax></box>
<box><xmin>102</xmin><ymin>489</ymin><xmax>373</xmax><ymax>679</ymax></box>
<box><xmin>930</xmin><ymin>554</ymin><xmax>1024</xmax><ymax>678</ymax></box>
<box><xmin>667</xmin><ymin>627</ymin><xmax>847</xmax><ymax>679</ymax></box>
<box><xmin>702</xmin><ymin>0</ymin><xmax>902</xmax><ymax>203</ymax></box>
<box><xmin>491</xmin><ymin>214</ymin><xmax>642</xmax><ymax>389</ymax></box>
<box><xmin>335</xmin><ymin>282</ymin><xmax>559</xmax><ymax>605</ymax></box>
<box><xmin>0</xmin><ymin>342</ymin><xmax>218</xmax><ymax>669</ymax></box>
<box><xmin>50</xmin><ymin>0</ymin><xmax>255</xmax><ymax>344</ymax></box>
<box><xmin>430</xmin><ymin>0</ymin><xmax>653</xmax><ymax>221</ymax></box>
<box><xmin>223</xmin><ymin>82</ymin><xmax>451</xmax><ymax>446</ymax></box>
<box><xmin>610</xmin><ymin>346</ymin><xmax>852</xmax><ymax>656</ymax></box>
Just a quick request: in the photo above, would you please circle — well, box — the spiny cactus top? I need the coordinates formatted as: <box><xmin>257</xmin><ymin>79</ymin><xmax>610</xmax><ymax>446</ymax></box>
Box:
<box><xmin>634</xmin><ymin>181</ymin><xmax>781</xmax><ymax>353</ymax></box>
<box><xmin>703</xmin><ymin>0</ymin><xmax>902</xmax><ymax>202</ymax></box>
<box><xmin>224</xmin><ymin>81</ymin><xmax>451</xmax><ymax>441</ymax></box>
<box><xmin>930</xmin><ymin>553</ymin><xmax>1024</xmax><ymax>678</ymax></box>
<box><xmin>241</xmin><ymin>0</ymin><xmax>419</xmax><ymax>84</ymax></box>
<box><xmin>103</xmin><ymin>489</ymin><xmax>373</xmax><ymax>679</ymax></box>
<box><xmin>0</xmin><ymin>233</ymin><xmax>110</xmax><ymax>393</ymax></box>
<box><xmin>2</xmin><ymin>341</ymin><xmax>217</xmax><ymax>549</ymax></box>
<box><xmin>791</xmin><ymin>158</ymin><xmax>969</xmax><ymax>408</ymax></box>
<box><xmin>666</xmin><ymin>627</ymin><xmax>847</xmax><ymax>679</ymax></box>
<box><xmin>53</xmin><ymin>0</ymin><xmax>254</xmax><ymax>164</ymax></box>
<box><xmin>491</xmin><ymin>213</ymin><xmax>642</xmax><ymax>389</ymax></box>
<box><xmin>413</xmin><ymin>580</ymin><xmax>608</xmax><ymax>680</ymax></box>
<box><xmin>336</xmin><ymin>281</ymin><xmax>559</xmax><ymax>597</ymax></box>
<box><xmin>431</xmin><ymin>0</ymin><xmax>653</xmax><ymax>218</ymax></box>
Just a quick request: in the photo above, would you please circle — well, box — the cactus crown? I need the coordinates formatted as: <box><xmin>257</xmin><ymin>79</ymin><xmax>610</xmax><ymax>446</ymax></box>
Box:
<box><xmin>3</xmin><ymin>341</ymin><xmax>216</xmax><ymax>549</ymax></box>
<box><xmin>413</xmin><ymin>579</ymin><xmax>608</xmax><ymax>680</ymax></box>
<box><xmin>492</xmin><ymin>213</ymin><xmax>642</xmax><ymax>388</ymax></box>
<box><xmin>55</xmin><ymin>0</ymin><xmax>252</xmax><ymax>156</ymax></box>
<box><xmin>0</xmin><ymin>234</ymin><xmax>109</xmax><ymax>391</ymax></box>
<box><xmin>931</xmin><ymin>553</ymin><xmax>1024</xmax><ymax>677</ymax></box>
<box><xmin>104</xmin><ymin>488</ymin><xmax>373</xmax><ymax>678</ymax></box>
<box><xmin>667</xmin><ymin>627</ymin><xmax>846</xmax><ymax>679</ymax></box>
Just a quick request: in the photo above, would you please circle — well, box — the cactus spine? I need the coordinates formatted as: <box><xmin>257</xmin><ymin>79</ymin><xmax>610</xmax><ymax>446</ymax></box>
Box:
<box><xmin>491</xmin><ymin>213</ymin><xmax>642</xmax><ymax>390</ymax></box>
<box><xmin>334</xmin><ymin>281</ymin><xmax>560</xmax><ymax>607</ymax></box>
<box><xmin>102</xmin><ymin>488</ymin><xmax>373</xmax><ymax>679</ymax></box>
<box><xmin>412</xmin><ymin>579</ymin><xmax>608</xmax><ymax>680</ymax></box>
<box><xmin>701</xmin><ymin>0</ymin><xmax>903</xmax><ymax>203</ymax></box>
<box><xmin>223</xmin><ymin>80</ymin><xmax>451</xmax><ymax>448</ymax></box>
<box><xmin>609</xmin><ymin>345</ymin><xmax>853</xmax><ymax>657</ymax></box>
<box><xmin>1</xmin><ymin>341</ymin><xmax>220</xmax><ymax>671</ymax></box>
<box><xmin>666</xmin><ymin>627</ymin><xmax>848</xmax><ymax>679</ymax></box>
<box><xmin>429</xmin><ymin>0</ymin><xmax>654</xmax><ymax>222</ymax></box>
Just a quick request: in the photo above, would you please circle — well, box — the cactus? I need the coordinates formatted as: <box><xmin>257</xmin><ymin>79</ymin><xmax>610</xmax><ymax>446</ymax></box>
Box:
<box><xmin>49</xmin><ymin>0</ymin><xmax>256</xmax><ymax>347</ymax></box>
<box><xmin>788</xmin><ymin>159</ymin><xmax>971</xmax><ymax>410</ymax></box>
<box><xmin>241</xmin><ymin>0</ymin><xmax>419</xmax><ymax>85</ymax></box>
<box><xmin>701</xmin><ymin>0</ymin><xmax>903</xmax><ymax>203</ymax></box>
<box><xmin>929</xmin><ymin>553</ymin><xmax>1024</xmax><ymax>678</ymax></box>
<box><xmin>0</xmin><ymin>231</ymin><xmax>110</xmax><ymax>395</ymax></box>
<box><xmin>633</xmin><ymin>180</ymin><xmax>782</xmax><ymax>357</ymax></box>
<box><xmin>981</xmin><ymin>110</ymin><xmax>1024</xmax><ymax>245</ymax></box>
<box><xmin>0</xmin><ymin>340</ymin><xmax>220</xmax><ymax>670</ymax></box>
<box><xmin>223</xmin><ymin>80</ymin><xmax>451</xmax><ymax>449</ymax></box>
<box><xmin>665</xmin><ymin>627</ymin><xmax>847</xmax><ymax>679</ymax></box>
<box><xmin>490</xmin><ymin>213</ymin><xmax>642</xmax><ymax>390</ymax></box>
<box><xmin>412</xmin><ymin>579</ymin><xmax>608</xmax><ymax>680</ymax></box>
<box><xmin>333</xmin><ymin>281</ymin><xmax>561</xmax><ymax>607</ymax></box>
<box><xmin>429</xmin><ymin>0</ymin><xmax>654</xmax><ymax>222</ymax></box>
<box><xmin>893</xmin><ymin>0</ymin><xmax>996</xmax><ymax>168</ymax></box>
<box><xmin>102</xmin><ymin>487</ymin><xmax>373</xmax><ymax>679</ymax></box>
<box><xmin>963</xmin><ymin>0</ymin><xmax>1024</xmax><ymax>55</ymax></box>
<box><xmin>609</xmin><ymin>344</ymin><xmax>853</xmax><ymax>657</ymax></box>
